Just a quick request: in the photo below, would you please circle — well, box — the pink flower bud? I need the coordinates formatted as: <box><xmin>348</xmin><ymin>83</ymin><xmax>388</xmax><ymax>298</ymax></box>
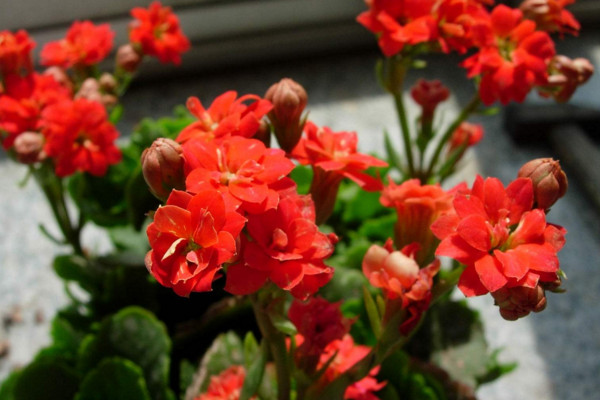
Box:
<box><xmin>116</xmin><ymin>44</ymin><xmax>142</xmax><ymax>73</ymax></box>
<box><xmin>492</xmin><ymin>285</ymin><xmax>547</xmax><ymax>321</ymax></box>
<box><xmin>43</xmin><ymin>66</ymin><xmax>73</xmax><ymax>91</ymax></box>
<box><xmin>520</xmin><ymin>0</ymin><xmax>580</xmax><ymax>35</ymax></box>
<box><xmin>13</xmin><ymin>132</ymin><xmax>45</xmax><ymax>164</ymax></box>
<box><xmin>99</xmin><ymin>73</ymin><xmax>117</xmax><ymax>93</ymax></box>
<box><xmin>264</xmin><ymin>78</ymin><xmax>307</xmax><ymax>152</ymax></box>
<box><xmin>410</xmin><ymin>79</ymin><xmax>449</xmax><ymax>122</ymax></box>
<box><xmin>141</xmin><ymin>138</ymin><xmax>185</xmax><ymax>200</ymax></box>
<box><xmin>75</xmin><ymin>78</ymin><xmax>102</xmax><ymax>103</ymax></box>
<box><xmin>543</xmin><ymin>55</ymin><xmax>594</xmax><ymax>103</ymax></box>
<box><xmin>518</xmin><ymin>158</ymin><xmax>568</xmax><ymax>210</ymax></box>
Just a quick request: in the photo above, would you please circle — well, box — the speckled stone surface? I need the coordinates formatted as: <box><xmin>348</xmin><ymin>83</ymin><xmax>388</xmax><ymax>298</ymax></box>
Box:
<box><xmin>1</xmin><ymin>30</ymin><xmax>599</xmax><ymax>399</ymax></box>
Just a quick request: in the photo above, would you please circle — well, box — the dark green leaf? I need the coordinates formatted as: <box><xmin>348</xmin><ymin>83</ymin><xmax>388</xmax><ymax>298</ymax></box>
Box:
<box><xmin>109</xmin><ymin>104</ymin><xmax>124</xmax><ymax>124</ymax></box>
<box><xmin>0</xmin><ymin>369</ymin><xmax>21</xmax><ymax>400</ymax></box>
<box><xmin>196</xmin><ymin>332</ymin><xmax>245</xmax><ymax>393</ymax></box>
<box><xmin>289</xmin><ymin>165</ymin><xmax>313</xmax><ymax>195</ymax></box>
<box><xmin>243</xmin><ymin>332</ymin><xmax>259</xmax><ymax>368</ymax></box>
<box><xmin>76</xmin><ymin>358</ymin><xmax>151</xmax><ymax>400</ymax></box>
<box><xmin>53</xmin><ymin>255</ymin><xmax>95</xmax><ymax>292</ymax></box>
<box><xmin>13</xmin><ymin>361</ymin><xmax>79</xmax><ymax>400</ymax></box>
<box><xmin>77</xmin><ymin>306</ymin><xmax>174</xmax><ymax>400</ymax></box>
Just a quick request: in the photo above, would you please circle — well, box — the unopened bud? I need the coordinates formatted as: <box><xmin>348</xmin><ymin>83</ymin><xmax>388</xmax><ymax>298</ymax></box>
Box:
<box><xmin>265</xmin><ymin>78</ymin><xmax>307</xmax><ymax>152</ymax></box>
<box><xmin>544</xmin><ymin>55</ymin><xmax>594</xmax><ymax>103</ymax></box>
<box><xmin>13</xmin><ymin>132</ymin><xmax>45</xmax><ymax>164</ymax></box>
<box><xmin>447</xmin><ymin>122</ymin><xmax>483</xmax><ymax>154</ymax></box>
<box><xmin>75</xmin><ymin>78</ymin><xmax>102</xmax><ymax>102</ymax></box>
<box><xmin>518</xmin><ymin>158</ymin><xmax>568</xmax><ymax>210</ymax></box>
<box><xmin>99</xmin><ymin>73</ymin><xmax>117</xmax><ymax>93</ymax></box>
<box><xmin>254</xmin><ymin>119</ymin><xmax>271</xmax><ymax>147</ymax></box>
<box><xmin>410</xmin><ymin>79</ymin><xmax>449</xmax><ymax>122</ymax></box>
<box><xmin>116</xmin><ymin>44</ymin><xmax>142</xmax><ymax>73</ymax></box>
<box><xmin>520</xmin><ymin>0</ymin><xmax>580</xmax><ymax>35</ymax></box>
<box><xmin>141</xmin><ymin>138</ymin><xmax>186</xmax><ymax>201</ymax></box>
<box><xmin>43</xmin><ymin>66</ymin><xmax>73</xmax><ymax>91</ymax></box>
<box><xmin>492</xmin><ymin>285</ymin><xmax>547</xmax><ymax>321</ymax></box>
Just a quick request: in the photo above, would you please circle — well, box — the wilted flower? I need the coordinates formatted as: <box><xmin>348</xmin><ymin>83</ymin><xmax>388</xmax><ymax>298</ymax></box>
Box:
<box><xmin>492</xmin><ymin>284</ymin><xmax>547</xmax><ymax>320</ymax></box>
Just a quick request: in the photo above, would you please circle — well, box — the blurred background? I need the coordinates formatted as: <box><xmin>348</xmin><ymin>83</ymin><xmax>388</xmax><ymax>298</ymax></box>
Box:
<box><xmin>1</xmin><ymin>1</ymin><xmax>599</xmax><ymax>399</ymax></box>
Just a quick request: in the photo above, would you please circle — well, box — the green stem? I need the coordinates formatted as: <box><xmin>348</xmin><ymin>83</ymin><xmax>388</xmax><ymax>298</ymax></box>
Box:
<box><xmin>393</xmin><ymin>90</ymin><xmax>416</xmax><ymax>178</ymax></box>
<box><xmin>424</xmin><ymin>93</ymin><xmax>481</xmax><ymax>183</ymax></box>
<box><xmin>430</xmin><ymin>264</ymin><xmax>466</xmax><ymax>305</ymax></box>
<box><xmin>250</xmin><ymin>293</ymin><xmax>291</xmax><ymax>400</ymax></box>
<box><xmin>32</xmin><ymin>163</ymin><xmax>84</xmax><ymax>255</ymax></box>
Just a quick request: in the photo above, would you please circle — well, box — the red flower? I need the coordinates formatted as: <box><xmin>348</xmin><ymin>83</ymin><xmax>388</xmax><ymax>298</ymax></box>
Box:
<box><xmin>461</xmin><ymin>5</ymin><xmax>556</xmax><ymax>105</ymax></box>
<box><xmin>184</xmin><ymin>136</ymin><xmax>295</xmax><ymax>213</ymax></box>
<box><xmin>177</xmin><ymin>92</ymin><xmax>272</xmax><ymax>144</ymax></box>
<box><xmin>520</xmin><ymin>0</ymin><xmax>580</xmax><ymax>35</ymax></box>
<box><xmin>289</xmin><ymin>296</ymin><xmax>352</xmax><ymax>373</ymax></box>
<box><xmin>319</xmin><ymin>335</ymin><xmax>386</xmax><ymax>400</ymax></box>
<box><xmin>434</xmin><ymin>0</ymin><xmax>492</xmax><ymax>54</ymax></box>
<box><xmin>380</xmin><ymin>179</ymin><xmax>455</xmax><ymax>265</ymax></box>
<box><xmin>431</xmin><ymin>175</ymin><xmax>566</xmax><ymax>297</ymax></box>
<box><xmin>447</xmin><ymin>121</ymin><xmax>483</xmax><ymax>153</ymax></box>
<box><xmin>0</xmin><ymin>30</ymin><xmax>35</xmax><ymax>76</ymax></box>
<box><xmin>129</xmin><ymin>1</ymin><xmax>190</xmax><ymax>65</ymax></box>
<box><xmin>195</xmin><ymin>365</ymin><xmax>252</xmax><ymax>400</ymax></box>
<box><xmin>0</xmin><ymin>73</ymin><xmax>71</xmax><ymax>149</ymax></box>
<box><xmin>357</xmin><ymin>0</ymin><xmax>437</xmax><ymax>56</ymax></box>
<box><xmin>145</xmin><ymin>189</ymin><xmax>246</xmax><ymax>297</ymax></box>
<box><xmin>41</xmin><ymin>98</ymin><xmax>121</xmax><ymax>177</ymax></box>
<box><xmin>225</xmin><ymin>192</ymin><xmax>336</xmax><ymax>299</ymax></box>
<box><xmin>41</xmin><ymin>21</ymin><xmax>114</xmax><ymax>68</ymax></box>
<box><xmin>292</xmin><ymin>121</ymin><xmax>387</xmax><ymax>223</ymax></box>
<box><xmin>363</xmin><ymin>239</ymin><xmax>439</xmax><ymax>334</ymax></box>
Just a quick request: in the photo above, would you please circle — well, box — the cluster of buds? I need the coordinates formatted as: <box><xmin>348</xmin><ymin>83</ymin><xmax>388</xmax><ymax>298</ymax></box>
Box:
<box><xmin>518</xmin><ymin>157</ymin><xmax>568</xmax><ymax>210</ymax></box>
<box><xmin>541</xmin><ymin>55</ymin><xmax>594</xmax><ymax>103</ymax></box>
<box><xmin>264</xmin><ymin>78</ymin><xmax>308</xmax><ymax>152</ymax></box>
<box><xmin>410</xmin><ymin>79</ymin><xmax>450</xmax><ymax>125</ymax></box>
<box><xmin>74</xmin><ymin>73</ymin><xmax>118</xmax><ymax>107</ymax></box>
<box><xmin>492</xmin><ymin>285</ymin><xmax>548</xmax><ymax>321</ymax></box>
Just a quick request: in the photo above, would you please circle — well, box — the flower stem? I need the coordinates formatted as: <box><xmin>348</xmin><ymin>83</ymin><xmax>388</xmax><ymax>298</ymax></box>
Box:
<box><xmin>250</xmin><ymin>293</ymin><xmax>291</xmax><ymax>400</ymax></box>
<box><xmin>424</xmin><ymin>93</ymin><xmax>481</xmax><ymax>182</ymax></box>
<box><xmin>430</xmin><ymin>264</ymin><xmax>465</xmax><ymax>305</ymax></box>
<box><xmin>393</xmin><ymin>89</ymin><xmax>416</xmax><ymax>178</ymax></box>
<box><xmin>32</xmin><ymin>163</ymin><xmax>84</xmax><ymax>255</ymax></box>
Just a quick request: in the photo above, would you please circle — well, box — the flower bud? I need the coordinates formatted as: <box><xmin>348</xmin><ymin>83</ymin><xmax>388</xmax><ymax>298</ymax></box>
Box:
<box><xmin>543</xmin><ymin>55</ymin><xmax>594</xmax><ymax>103</ymax></box>
<box><xmin>264</xmin><ymin>78</ymin><xmax>307</xmax><ymax>152</ymax></box>
<box><xmin>75</xmin><ymin>78</ymin><xmax>102</xmax><ymax>103</ymax></box>
<box><xmin>410</xmin><ymin>79</ymin><xmax>449</xmax><ymax>122</ymax></box>
<box><xmin>43</xmin><ymin>66</ymin><xmax>73</xmax><ymax>91</ymax></box>
<box><xmin>447</xmin><ymin>122</ymin><xmax>484</xmax><ymax>154</ymax></box>
<box><xmin>520</xmin><ymin>0</ymin><xmax>580</xmax><ymax>35</ymax></box>
<box><xmin>492</xmin><ymin>285</ymin><xmax>547</xmax><ymax>321</ymax></box>
<box><xmin>13</xmin><ymin>132</ymin><xmax>45</xmax><ymax>164</ymax></box>
<box><xmin>99</xmin><ymin>73</ymin><xmax>117</xmax><ymax>93</ymax></box>
<box><xmin>116</xmin><ymin>44</ymin><xmax>142</xmax><ymax>73</ymax></box>
<box><xmin>518</xmin><ymin>158</ymin><xmax>568</xmax><ymax>210</ymax></box>
<box><xmin>141</xmin><ymin>138</ymin><xmax>186</xmax><ymax>201</ymax></box>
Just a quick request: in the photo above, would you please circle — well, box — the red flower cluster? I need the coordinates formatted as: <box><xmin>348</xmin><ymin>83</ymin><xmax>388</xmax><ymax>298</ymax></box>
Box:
<box><xmin>363</xmin><ymin>239</ymin><xmax>439</xmax><ymax>334</ymax></box>
<box><xmin>41</xmin><ymin>21</ymin><xmax>114</xmax><ymax>68</ymax></box>
<box><xmin>0</xmin><ymin>73</ymin><xmax>71</xmax><ymax>149</ymax></box>
<box><xmin>0</xmin><ymin>30</ymin><xmax>35</xmax><ymax>76</ymax></box>
<box><xmin>195</xmin><ymin>365</ymin><xmax>253</xmax><ymax>400</ymax></box>
<box><xmin>225</xmin><ymin>191</ymin><xmax>336</xmax><ymax>299</ymax></box>
<box><xmin>461</xmin><ymin>5</ymin><xmax>556</xmax><ymax>104</ymax></box>
<box><xmin>177</xmin><ymin>92</ymin><xmax>272</xmax><ymax>144</ymax></box>
<box><xmin>357</xmin><ymin>0</ymin><xmax>490</xmax><ymax>56</ymax></box>
<box><xmin>145</xmin><ymin>91</ymin><xmax>341</xmax><ymax>299</ymax></box>
<box><xmin>129</xmin><ymin>1</ymin><xmax>190</xmax><ymax>65</ymax></box>
<box><xmin>431</xmin><ymin>175</ymin><xmax>566</xmax><ymax>298</ymax></box>
<box><xmin>145</xmin><ymin>189</ymin><xmax>246</xmax><ymax>297</ymax></box>
<box><xmin>42</xmin><ymin>98</ymin><xmax>122</xmax><ymax>176</ymax></box>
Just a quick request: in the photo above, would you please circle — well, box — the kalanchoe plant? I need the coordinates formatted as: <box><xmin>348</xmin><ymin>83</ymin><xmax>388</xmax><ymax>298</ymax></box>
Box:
<box><xmin>0</xmin><ymin>1</ymin><xmax>593</xmax><ymax>400</ymax></box>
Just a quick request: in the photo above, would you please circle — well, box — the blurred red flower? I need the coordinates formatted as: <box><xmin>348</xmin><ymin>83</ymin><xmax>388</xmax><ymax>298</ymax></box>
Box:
<box><xmin>41</xmin><ymin>21</ymin><xmax>114</xmax><ymax>68</ymax></box>
<box><xmin>129</xmin><ymin>1</ymin><xmax>190</xmax><ymax>65</ymax></box>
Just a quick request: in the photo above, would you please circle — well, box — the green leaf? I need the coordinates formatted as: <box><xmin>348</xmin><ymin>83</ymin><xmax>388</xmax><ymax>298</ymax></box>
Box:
<box><xmin>269</xmin><ymin>312</ymin><xmax>297</xmax><ymax>336</ymax></box>
<box><xmin>53</xmin><ymin>254</ymin><xmax>95</xmax><ymax>293</ymax></box>
<box><xmin>358</xmin><ymin>213</ymin><xmax>396</xmax><ymax>241</ymax></box>
<box><xmin>243</xmin><ymin>332</ymin><xmax>260</xmax><ymax>368</ymax></box>
<box><xmin>51</xmin><ymin>315</ymin><xmax>85</xmax><ymax>357</ymax></box>
<box><xmin>109</xmin><ymin>104</ymin><xmax>124</xmax><ymax>124</ymax></box>
<box><xmin>76</xmin><ymin>358</ymin><xmax>151</xmax><ymax>400</ymax></box>
<box><xmin>363</xmin><ymin>286</ymin><xmax>381</xmax><ymax>339</ymax></box>
<box><xmin>239</xmin><ymin>340</ymin><xmax>268</xmax><ymax>400</ymax></box>
<box><xmin>476</xmin><ymin>349</ymin><xmax>517</xmax><ymax>386</ymax></box>
<box><xmin>179</xmin><ymin>360</ymin><xmax>196</xmax><ymax>398</ymax></box>
<box><xmin>289</xmin><ymin>165</ymin><xmax>313</xmax><ymax>195</ymax></box>
<box><xmin>77</xmin><ymin>306</ymin><xmax>174</xmax><ymax>400</ymax></box>
<box><xmin>108</xmin><ymin>222</ymin><xmax>150</xmax><ymax>256</ymax></box>
<box><xmin>125</xmin><ymin>167</ymin><xmax>159</xmax><ymax>230</ymax></box>
<box><xmin>0</xmin><ymin>369</ymin><xmax>21</xmax><ymax>400</ymax></box>
<box><xmin>196</xmin><ymin>332</ymin><xmax>246</xmax><ymax>393</ymax></box>
<box><xmin>12</xmin><ymin>361</ymin><xmax>79</xmax><ymax>400</ymax></box>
